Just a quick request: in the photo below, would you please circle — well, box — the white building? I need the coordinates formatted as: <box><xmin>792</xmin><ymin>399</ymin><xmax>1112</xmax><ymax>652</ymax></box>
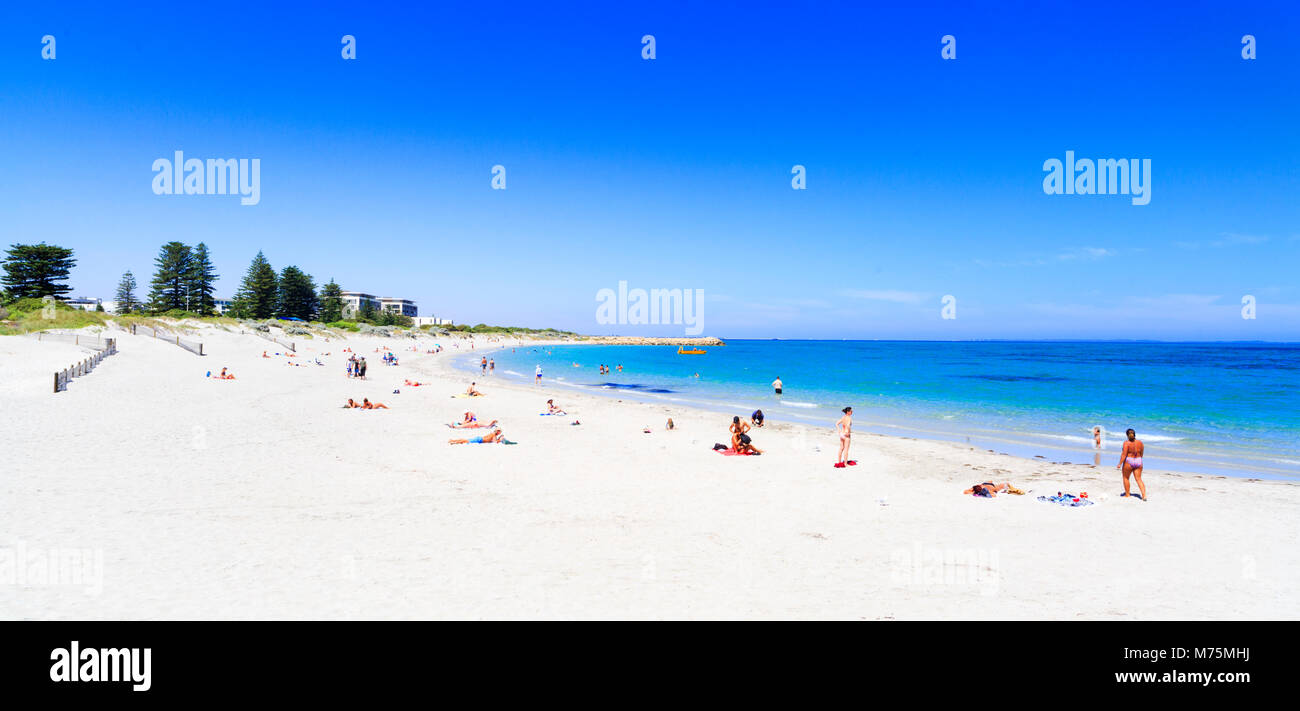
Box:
<box><xmin>380</xmin><ymin>297</ymin><xmax>418</xmax><ymax>318</ymax></box>
<box><xmin>412</xmin><ymin>316</ymin><xmax>453</xmax><ymax>327</ymax></box>
<box><xmin>65</xmin><ymin>297</ymin><xmax>102</xmax><ymax>311</ymax></box>
<box><xmin>340</xmin><ymin>291</ymin><xmax>382</xmax><ymax>319</ymax></box>
<box><xmin>213</xmin><ymin>299</ymin><xmax>233</xmax><ymax>315</ymax></box>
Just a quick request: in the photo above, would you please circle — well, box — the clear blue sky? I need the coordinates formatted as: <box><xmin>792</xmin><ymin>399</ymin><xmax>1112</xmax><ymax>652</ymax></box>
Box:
<box><xmin>2</xmin><ymin>1</ymin><xmax>1297</xmax><ymax>340</ymax></box>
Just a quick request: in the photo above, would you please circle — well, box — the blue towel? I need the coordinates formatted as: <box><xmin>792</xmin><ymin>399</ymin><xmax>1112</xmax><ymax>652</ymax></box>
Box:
<box><xmin>1036</xmin><ymin>493</ymin><xmax>1094</xmax><ymax>507</ymax></box>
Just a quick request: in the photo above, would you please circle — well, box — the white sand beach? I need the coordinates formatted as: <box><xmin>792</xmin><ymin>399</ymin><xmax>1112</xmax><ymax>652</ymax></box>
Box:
<box><xmin>4</xmin><ymin>322</ymin><xmax>1298</xmax><ymax>620</ymax></box>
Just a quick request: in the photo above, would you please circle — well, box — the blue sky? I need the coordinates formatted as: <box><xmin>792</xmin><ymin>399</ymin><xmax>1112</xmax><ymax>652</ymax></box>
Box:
<box><xmin>2</xmin><ymin>1</ymin><xmax>1297</xmax><ymax>340</ymax></box>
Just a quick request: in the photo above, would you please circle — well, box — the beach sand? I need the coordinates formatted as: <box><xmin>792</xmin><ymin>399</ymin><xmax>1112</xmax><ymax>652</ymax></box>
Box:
<box><xmin>4</xmin><ymin>323</ymin><xmax>1298</xmax><ymax>619</ymax></box>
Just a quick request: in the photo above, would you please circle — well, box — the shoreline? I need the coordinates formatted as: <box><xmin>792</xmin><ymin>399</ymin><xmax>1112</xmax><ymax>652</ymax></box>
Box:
<box><xmin>445</xmin><ymin>343</ymin><xmax>1298</xmax><ymax>483</ymax></box>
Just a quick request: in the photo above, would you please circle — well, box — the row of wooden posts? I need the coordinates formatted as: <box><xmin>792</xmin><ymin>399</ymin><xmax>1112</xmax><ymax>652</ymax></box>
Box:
<box><xmin>130</xmin><ymin>323</ymin><xmax>204</xmax><ymax>355</ymax></box>
<box><xmin>53</xmin><ymin>339</ymin><xmax>117</xmax><ymax>393</ymax></box>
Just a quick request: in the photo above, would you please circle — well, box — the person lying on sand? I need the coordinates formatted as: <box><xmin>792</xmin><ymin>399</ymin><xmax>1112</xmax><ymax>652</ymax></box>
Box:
<box><xmin>404</xmin><ymin>379</ymin><xmax>425</xmax><ymax>386</ymax></box>
<box><xmin>361</xmin><ymin>398</ymin><xmax>389</xmax><ymax>410</ymax></box>
<box><xmin>964</xmin><ymin>482</ymin><xmax>1024</xmax><ymax>498</ymax></box>
<box><xmin>448</xmin><ymin>419</ymin><xmax>499</xmax><ymax>429</ymax></box>
<box><xmin>344</xmin><ymin>398</ymin><xmax>360</xmax><ymax>408</ymax></box>
<box><xmin>449</xmin><ymin>429</ymin><xmax>505</xmax><ymax>445</ymax></box>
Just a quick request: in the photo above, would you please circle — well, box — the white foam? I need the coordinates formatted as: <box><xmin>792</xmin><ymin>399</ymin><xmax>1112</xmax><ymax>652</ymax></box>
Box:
<box><xmin>782</xmin><ymin>401</ymin><xmax>818</xmax><ymax>408</ymax></box>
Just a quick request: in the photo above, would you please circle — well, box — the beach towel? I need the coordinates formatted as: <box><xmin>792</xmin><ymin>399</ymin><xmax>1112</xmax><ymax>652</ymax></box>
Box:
<box><xmin>1036</xmin><ymin>493</ymin><xmax>1094</xmax><ymax>507</ymax></box>
<box><xmin>717</xmin><ymin>447</ymin><xmax>756</xmax><ymax>456</ymax></box>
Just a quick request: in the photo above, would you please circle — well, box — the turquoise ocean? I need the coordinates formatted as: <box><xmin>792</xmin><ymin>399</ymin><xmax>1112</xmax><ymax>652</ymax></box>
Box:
<box><xmin>454</xmin><ymin>340</ymin><xmax>1300</xmax><ymax>480</ymax></box>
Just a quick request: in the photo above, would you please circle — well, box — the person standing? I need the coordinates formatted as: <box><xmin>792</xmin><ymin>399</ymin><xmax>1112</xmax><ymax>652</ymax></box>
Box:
<box><xmin>772</xmin><ymin>376</ymin><xmax>783</xmax><ymax>395</ymax></box>
<box><xmin>489</xmin><ymin>358</ymin><xmax>495</xmax><ymax>374</ymax></box>
<box><xmin>834</xmin><ymin>406</ymin><xmax>855</xmax><ymax>468</ymax></box>
<box><xmin>535</xmin><ymin>364</ymin><xmax>543</xmax><ymax>383</ymax></box>
<box><xmin>359</xmin><ymin>357</ymin><xmax>368</xmax><ymax>380</ymax></box>
<box><xmin>1118</xmin><ymin>428</ymin><xmax>1147</xmax><ymax>501</ymax></box>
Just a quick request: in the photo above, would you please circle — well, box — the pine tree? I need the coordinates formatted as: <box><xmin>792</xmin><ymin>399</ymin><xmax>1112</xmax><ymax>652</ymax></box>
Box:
<box><xmin>187</xmin><ymin>242</ymin><xmax>219</xmax><ymax>316</ymax></box>
<box><xmin>231</xmin><ymin>251</ymin><xmax>279</xmax><ymax>319</ymax></box>
<box><xmin>359</xmin><ymin>298</ymin><xmax>377</xmax><ymax>323</ymax></box>
<box><xmin>318</xmin><ymin>279</ymin><xmax>344</xmax><ymax>322</ymax></box>
<box><xmin>1</xmin><ymin>243</ymin><xmax>76</xmax><ymax>301</ymax></box>
<box><xmin>276</xmin><ymin>266</ymin><xmax>318</xmax><ymax>321</ymax></box>
<box><xmin>147</xmin><ymin>241</ymin><xmax>193</xmax><ymax>313</ymax></box>
<box><xmin>114</xmin><ymin>270</ymin><xmax>139</xmax><ymax>313</ymax></box>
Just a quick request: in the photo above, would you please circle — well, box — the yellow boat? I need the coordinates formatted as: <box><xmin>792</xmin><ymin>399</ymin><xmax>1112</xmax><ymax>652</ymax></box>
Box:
<box><xmin>677</xmin><ymin>346</ymin><xmax>707</xmax><ymax>354</ymax></box>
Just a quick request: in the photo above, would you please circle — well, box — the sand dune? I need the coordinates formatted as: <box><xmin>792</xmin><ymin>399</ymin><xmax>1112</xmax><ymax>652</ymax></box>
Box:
<box><xmin>3</xmin><ymin>322</ymin><xmax>1297</xmax><ymax>619</ymax></box>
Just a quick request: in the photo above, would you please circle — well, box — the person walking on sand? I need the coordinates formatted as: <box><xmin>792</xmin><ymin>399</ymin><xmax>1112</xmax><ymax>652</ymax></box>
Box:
<box><xmin>489</xmin><ymin>358</ymin><xmax>495</xmax><ymax>374</ymax></box>
<box><xmin>481</xmin><ymin>356</ymin><xmax>488</xmax><ymax>374</ymax></box>
<box><xmin>834</xmin><ymin>407</ymin><xmax>855</xmax><ymax>468</ymax></box>
<box><xmin>1118</xmin><ymin>428</ymin><xmax>1148</xmax><ymax>501</ymax></box>
<box><xmin>772</xmin><ymin>376</ymin><xmax>783</xmax><ymax>395</ymax></box>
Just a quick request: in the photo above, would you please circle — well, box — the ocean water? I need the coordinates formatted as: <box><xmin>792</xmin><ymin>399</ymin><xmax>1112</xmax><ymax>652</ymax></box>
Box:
<box><xmin>454</xmin><ymin>340</ymin><xmax>1300</xmax><ymax>480</ymax></box>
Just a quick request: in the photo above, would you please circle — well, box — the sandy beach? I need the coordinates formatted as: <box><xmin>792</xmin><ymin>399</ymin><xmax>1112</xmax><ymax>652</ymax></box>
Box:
<box><xmin>4</xmin><ymin>321</ymin><xmax>1298</xmax><ymax>620</ymax></box>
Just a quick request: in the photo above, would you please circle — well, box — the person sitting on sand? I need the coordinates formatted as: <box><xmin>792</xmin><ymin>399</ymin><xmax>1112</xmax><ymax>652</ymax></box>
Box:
<box><xmin>545</xmin><ymin>399</ymin><xmax>566</xmax><ymax>415</ymax></box>
<box><xmin>262</xmin><ymin>351</ymin><xmax>270</xmax><ymax>358</ymax></box>
<box><xmin>218</xmin><ymin>367</ymin><xmax>235</xmax><ymax>380</ymax></box>
<box><xmin>730</xmin><ymin>416</ymin><xmax>762</xmax><ymax>455</ymax></box>
<box><xmin>666</xmin><ymin>418</ymin><xmax>674</xmax><ymax>430</ymax></box>
<box><xmin>361</xmin><ymin>398</ymin><xmax>389</xmax><ymax>410</ymax></box>
<box><xmin>1118</xmin><ymin>428</ymin><xmax>1148</xmax><ymax>501</ymax></box>
<box><xmin>449</xmin><ymin>428</ymin><xmax>505</xmax><ymax>445</ymax></box>
<box><xmin>965</xmin><ymin>482</ymin><xmax>1019</xmax><ymax>498</ymax></box>
<box><xmin>467</xmin><ymin>382</ymin><xmax>483</xmax><ymax>396</ymax></box>
<box><xmin>448</xmin><ymin>418</ymin><xmax>499</xmax><ymax>429</ymax></box>
<box><xmin>751</xmin><ymin>409</ymin><xmax>765</xmax><ymax>427</ymax></box>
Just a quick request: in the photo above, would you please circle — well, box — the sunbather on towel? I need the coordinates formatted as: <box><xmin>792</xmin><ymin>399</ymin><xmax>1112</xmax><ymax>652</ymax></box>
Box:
<box><xmin>449</xmin><ymin>428</ymin><xmax>505</xmax><ymax>445</ymax></box>
<box><xmin>965</xmin><ymin>481</ymin><xmax>1017</xmax><ymax>498</ymax></box>
<box><xmin>448</xmin><ymin>419</ymin><xmax>498</xmax><ymax>429</ymax></box>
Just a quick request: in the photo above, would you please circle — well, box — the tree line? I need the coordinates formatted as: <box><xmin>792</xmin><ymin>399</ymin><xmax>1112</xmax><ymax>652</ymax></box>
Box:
<box><xmin>3</xmin><ymin>241</ymin><xmax>410</xmax><ymax>326</ymax></box>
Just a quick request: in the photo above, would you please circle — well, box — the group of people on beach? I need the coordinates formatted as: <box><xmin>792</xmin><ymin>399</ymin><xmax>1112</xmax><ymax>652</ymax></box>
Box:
<box><xmin>346</xmin><ymin>355</ymin><xmax>368</xmax><ymax>379</ymax></box>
